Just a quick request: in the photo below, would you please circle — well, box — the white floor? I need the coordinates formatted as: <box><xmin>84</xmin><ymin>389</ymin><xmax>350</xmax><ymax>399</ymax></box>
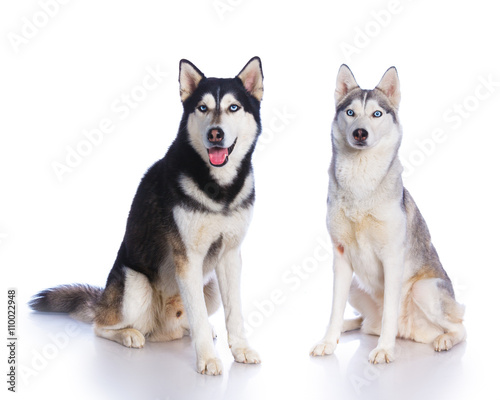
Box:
<box><xmin>3</xmin><ymin>1</ymin><xmax>500</xmax><ymax>399</ymax></box>
<box><xmin>14</xmin><ymin>289</ymin><xmax>492</xmax><ymax>400</ymax></box>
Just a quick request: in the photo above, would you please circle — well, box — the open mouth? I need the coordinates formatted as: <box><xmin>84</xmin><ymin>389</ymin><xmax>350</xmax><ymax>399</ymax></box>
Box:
<box><xmin>207</xmin><ymin>139</ymin><xmax>237</xmax><ymax>167</ymax></box>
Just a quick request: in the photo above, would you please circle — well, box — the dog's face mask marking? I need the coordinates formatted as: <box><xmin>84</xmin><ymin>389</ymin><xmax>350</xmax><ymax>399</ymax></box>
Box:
<box><xmin>336</xmin><ymin>96</ymin><xmax>398</xmax><ymax>149</ymax></box>
<box><xmin>187</xmin><ymin>92</ymin><xmax>258</xmax><ymax>168</ymax></box>
<box><xmin>179</xmin><ymin>58</ymin><xmax>263</xmax><ymax>172</ymax></box>
<box><xmin>333</xmin><ymin>65</ymin><xmax>401</xmax><ymax>151</ymax></box>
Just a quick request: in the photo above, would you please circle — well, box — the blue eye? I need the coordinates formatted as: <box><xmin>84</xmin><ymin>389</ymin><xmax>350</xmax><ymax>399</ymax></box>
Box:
<box><xmin>229</xmin><ymin>104</ymin><xmax>240</xmax><ymax>112</ymax></box>
<box><xmin>346</xmin><ymin>109</ymin><xmax>355</xmax><ymax>116</ymax></box>
<box><xmin>198</xmin><ymin>105</ymin><xmax>207</xmax><ymax>112</ymax></box>
<box><xmin>373</xmin><ymin>110</ymin><xmax>382</xmax><ymax>118</ymax></box>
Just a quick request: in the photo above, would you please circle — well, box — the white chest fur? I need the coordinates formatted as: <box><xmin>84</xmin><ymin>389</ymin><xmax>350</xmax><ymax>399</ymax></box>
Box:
<box><xmin>173</xmin><ymin>206</ymin><xmax>253</xmax><ymax>258</ymax></box>
<box><xmin>328</xmin><ymin>174</ymin><xmax>406</xmax><ymax>295</ymax></box>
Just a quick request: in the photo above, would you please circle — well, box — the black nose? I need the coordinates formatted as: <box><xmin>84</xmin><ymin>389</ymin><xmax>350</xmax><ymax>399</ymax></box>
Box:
<box><xmin>208</xmin><ymin>127</ymin><xmax>224</xmax><ymax>143</ymax></box>
<box><xmin>353</xmin><ymin>128</ymin><xmax>368</xmax><ymax>142</ymax></box>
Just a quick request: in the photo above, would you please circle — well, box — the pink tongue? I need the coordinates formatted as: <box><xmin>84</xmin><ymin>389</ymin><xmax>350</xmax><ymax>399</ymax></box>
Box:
<box><xmin>208</xmin><ymin>147</ymin><xmax>228</xmax><ymax>165</ymax></box>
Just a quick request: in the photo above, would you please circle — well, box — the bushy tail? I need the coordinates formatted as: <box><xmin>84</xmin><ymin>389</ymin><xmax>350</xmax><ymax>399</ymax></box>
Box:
<box><xmin>29</xmin><ymin>284</ymin><xmax>103</xmax><ymax>324</ymax></box>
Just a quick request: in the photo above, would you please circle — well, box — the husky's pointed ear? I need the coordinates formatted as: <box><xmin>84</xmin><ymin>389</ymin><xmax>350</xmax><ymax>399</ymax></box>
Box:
<box><xmin>375</xmin><ymin>67</ymin><xmax>401</xmax><ymax>109</ymax></box>
<box><xmin>335</xmin><ymin>64</ymin><xmax>359</xmax><ymax>105</ymax></box>
<box><xmin>179</xmin><ymin>59</ymin><xmax>205</xmax><ymax>102</ymax></box>
<box><xmin>237</xmin><ymin>56</ymin><xmax>264</xmax><ymax>101</ymax></box>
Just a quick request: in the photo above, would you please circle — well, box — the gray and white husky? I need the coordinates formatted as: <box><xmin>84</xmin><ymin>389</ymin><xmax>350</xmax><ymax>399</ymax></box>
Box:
<box><xmin>30</xmin><ymin>57</ymin><xmax>264</xmax><ymax>375</ymax></box>
<box><xmin>311</xmin><ymin>65</ymin><xmax>466</xmax><ymax>363</ymax></box>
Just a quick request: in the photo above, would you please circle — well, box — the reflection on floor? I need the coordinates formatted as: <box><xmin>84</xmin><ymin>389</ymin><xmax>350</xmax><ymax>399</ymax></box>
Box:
<box><xmin>17</xmin><ymin>305</ymin><xmax>479</xmax><ymax>400</ymax></box>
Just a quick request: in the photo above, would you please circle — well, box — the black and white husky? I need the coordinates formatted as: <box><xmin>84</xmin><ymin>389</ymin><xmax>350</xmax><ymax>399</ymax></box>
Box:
<box><xmin>31</xmin><ymin>57</ymin><xmax>264</xmax><ymax>375</ymax></box>
<box><xmin>311</xmin><ymin>65</ymin><xmax>466</xmax><ymax>363</ymax></box>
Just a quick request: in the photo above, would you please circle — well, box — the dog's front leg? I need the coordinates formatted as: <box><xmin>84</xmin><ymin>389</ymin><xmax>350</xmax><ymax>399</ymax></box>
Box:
<box><xmin>368</xmin><ymin>251</ymin><xmax>404</xmax><ymax>364</ymax></box>
<box><xmin>176</xmin><ymin>254</ymin><xmax>222</xmax><ymax>375</ymax></box>
<box><xmin>310</xmin><ymin>252</ymin><xmax>353</xmax><ymax>356</ymax></box>
<box><xmin>216</xmin><ymin>247</ymin><xmax>261</xmax><ymax>364</ymax></box>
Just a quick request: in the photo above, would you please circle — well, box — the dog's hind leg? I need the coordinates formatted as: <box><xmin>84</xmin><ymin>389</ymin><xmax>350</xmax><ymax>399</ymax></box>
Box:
<box><xmin>342</xmin><ymin>317</ymin><xmax>363</xmax><ymax>332</ymax></box>
<box><xmin>151</xmin><ymin>276</ymin><xmax>221</xmax><ymax>342</ymax></box>
<box><xmin>348</xmin><ymin>278</ymin><xmax>382</xmax><ymax>336</ymax></box>
<box><xmin>94</xmin><ymin>326</ymin><xmax>146</xmax><ymax>348</ymax></box>
<box><xmin>411</xmin><ymin>278</ymin><xmax>466</xmax><ymax>351</ymax></box>
<box><xmin>93</xmin><ymin>267</ymin><xmax>153</xmax><ymax>349</ymax></box>
<box><xmin>204</xmin><ymin>273</ymin><xmax>221</xmax><ymax>316</ymax></box>
<box><xmin>204</xmin><ymin>274</ymin><xmax>221</xmax><ymax>340</ymax></box>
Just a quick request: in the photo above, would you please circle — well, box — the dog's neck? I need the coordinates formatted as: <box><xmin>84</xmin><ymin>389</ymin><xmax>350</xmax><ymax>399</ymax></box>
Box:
<box><xmin>165</xmin><ymin>135</ymin><xmax>256</xmax><ymax>211</ymax></box>
<box><xmin>329</xmin><ymin>134</ymin><xmax>403</xmax><ymax>204</ymax></box>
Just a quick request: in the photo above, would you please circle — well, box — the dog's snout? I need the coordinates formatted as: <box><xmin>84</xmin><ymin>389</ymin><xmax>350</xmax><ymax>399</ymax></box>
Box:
<box><xmin>353</xmin><ymin>128</ymin><xmax>368</xmax><ymax>142</ymax></box>
<box><xmin>208</xmin><ymin>128</ymin><xmax>224</xmax><ymax>143</ymax></box>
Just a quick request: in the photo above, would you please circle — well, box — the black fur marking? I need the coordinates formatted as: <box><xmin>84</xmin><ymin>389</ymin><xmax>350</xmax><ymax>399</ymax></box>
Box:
<box><xmin>401</xmin><ymin>185</ymin><xmax>407</xmax><ymax>212</ymax></box>
<box><xmin>205</xmin><ymin>235</ymin><xmax>224</xmax><ymax>263</ymax></box>
<box><xmin>101</xmin><ymin>67</ymin><xmax>262</xmax><ymax>282</ymax></box>
<box><xmin>179</xmin><ymin>59</ymin><xmax>205</xmax><ymax>80</ymax></box>
<box><xmin>31</xmin><ymin>59</ymin><xmax>263</xmax><ymax>326</ymax></box>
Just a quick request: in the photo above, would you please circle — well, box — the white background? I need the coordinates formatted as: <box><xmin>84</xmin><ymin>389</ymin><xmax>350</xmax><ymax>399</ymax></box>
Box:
<box><xmin>1</xmin><ymin>1</ymin><xmax>499</xmax><ymax>399</ymax></box>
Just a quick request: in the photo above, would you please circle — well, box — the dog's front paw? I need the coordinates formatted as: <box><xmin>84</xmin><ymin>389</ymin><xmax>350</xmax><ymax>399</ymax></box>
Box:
<box><xmin>310</xmin><ymin>340</ymin><xmax>337</xmax><ymax>357</ymax></box>
<box><xmin>368</xmin><ymin>346</ymin><xmax>395</xmax><ymax>364</ymax></box>
<box><xmin>232</xmin><ymin>347</ymin><xmax>261</xmax><ymax>364</ymax></box>
<box><xmin>197</xmin><ymin>356</ymin><xmax>223</xmax><ymax>375</ymax></box>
